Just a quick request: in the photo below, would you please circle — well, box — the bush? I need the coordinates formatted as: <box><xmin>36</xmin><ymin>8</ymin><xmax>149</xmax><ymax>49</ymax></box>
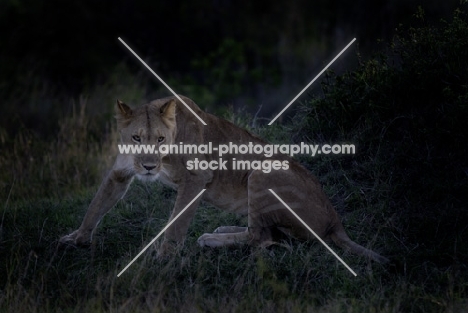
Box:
<box><xmin>290</xmin><ymin>7</ymin><xmax>468</xmax><ymax>265</ymax></box>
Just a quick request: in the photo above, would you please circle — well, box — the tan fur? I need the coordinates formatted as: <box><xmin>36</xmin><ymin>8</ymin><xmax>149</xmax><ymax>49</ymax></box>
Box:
<box><xmin>60</xmin><ymin>96</ymin><xmax>388</xmax><ymax>263</ymax></box>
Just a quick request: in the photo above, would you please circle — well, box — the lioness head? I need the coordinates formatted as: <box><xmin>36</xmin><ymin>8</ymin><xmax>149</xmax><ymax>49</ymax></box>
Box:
<box><xmin>115</xmin><ymin>98</ymin><xmax>177</xmax><ymax>181</ymax></box>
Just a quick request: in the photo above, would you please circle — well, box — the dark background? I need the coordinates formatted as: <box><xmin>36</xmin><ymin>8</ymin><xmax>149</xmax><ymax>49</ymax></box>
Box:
<box><xmin>0</xmin><ymin>0</ymin><xmax>459</xmax><ymax>135</ymax></box>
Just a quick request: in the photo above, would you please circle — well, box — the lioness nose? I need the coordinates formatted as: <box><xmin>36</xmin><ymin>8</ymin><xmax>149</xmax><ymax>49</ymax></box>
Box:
<box><xmin>143</xmin><ymin>164</ymin><xmax>156</xmax><ymax>171</ymax></box>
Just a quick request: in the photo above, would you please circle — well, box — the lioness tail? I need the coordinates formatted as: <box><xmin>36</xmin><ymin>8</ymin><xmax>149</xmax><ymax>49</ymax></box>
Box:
<box><xmin>330</xmin><ymin>227</ymin><xmax>389</xmax><ymax>264</ymax></box>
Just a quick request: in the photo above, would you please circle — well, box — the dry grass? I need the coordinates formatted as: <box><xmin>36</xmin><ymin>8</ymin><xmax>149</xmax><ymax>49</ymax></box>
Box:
<box><xmin>0</xmin><ymin>97</ymin><xmax>466</xmax><ymax>312</ymax></box>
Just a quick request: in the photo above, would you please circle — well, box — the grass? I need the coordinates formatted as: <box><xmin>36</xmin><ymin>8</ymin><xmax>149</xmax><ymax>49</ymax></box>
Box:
<box><xmin>0</xmin><ymin>99</ymin><xmax>466</xmax><ymax>311</ymax></box>
<box><xmin>0</xmin><ymin>179</ymin><xmax>466</xmax><ymax>312</ymax></box>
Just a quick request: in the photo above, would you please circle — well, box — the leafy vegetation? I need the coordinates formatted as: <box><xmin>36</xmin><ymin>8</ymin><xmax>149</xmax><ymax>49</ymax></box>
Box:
<box><xmin>1</xmin><ymin>7</ymin><xmax>467</xmax><ymax>313</ymax></box>
<box><xmin>288</xmin><ymin>6</ymin><xmax>468</xmax><ymax>270</ymax></box>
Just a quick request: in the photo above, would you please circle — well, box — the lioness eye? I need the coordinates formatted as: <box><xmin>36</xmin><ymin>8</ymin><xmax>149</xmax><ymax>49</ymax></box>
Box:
<box><xmin>158</xmin><ymin>136</ymin><xmax>165</xmax><ymax>143</ymax></box>
<box><xmin>132</xmin><ymin>135</ymin><xmax>141</xmax><ymax>142</ymax></box>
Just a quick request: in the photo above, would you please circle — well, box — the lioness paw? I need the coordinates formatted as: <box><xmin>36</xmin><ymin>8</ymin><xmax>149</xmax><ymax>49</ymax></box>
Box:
<box><xmin>197</xmin><ymin>233</ymin><xmax>226</xmax><ymax>247</ymax></box>
<box><xmin>59</xmin><ymin>230</ymin><xmax>91</xmax><ymax>247</ymax></box>
<box><xmin>213</xmin><ymin>226</ymin><xmax>247</xmax><ymax>234</ymax></box>
<box><xmin>156</xmin><ymin>240</ymin><xmax>179</xmax><ymax>259</ymax></box>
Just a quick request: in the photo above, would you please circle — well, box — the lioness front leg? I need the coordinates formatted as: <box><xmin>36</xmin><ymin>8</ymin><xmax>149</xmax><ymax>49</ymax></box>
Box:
<box><xmin>157</xmin><ymin>176</ymin><xmax>209</xmax><ymax>257</ymax></box>
<box><xmin>60</xmin><ymin>158</ymin><xmax>134</xmax><ymax>246</ymax></box>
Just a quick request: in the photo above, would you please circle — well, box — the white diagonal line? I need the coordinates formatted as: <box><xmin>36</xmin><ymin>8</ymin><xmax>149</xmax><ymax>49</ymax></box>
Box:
<box><xmin>268</xmin><ymin>38</ymin><xmax>356</xmax><ymax>125</ymax></box>
<box><xmin>117</xmin><ymin>189</ymin><xmax>206</xmax><ymax>277</ymax></box>
<box><xmin>268</xmin><ymin>189</ymin><xmax>357</xmax><ymax>276</ymax></box>
<box><xmin>118</xmin><ymin>37</ymin><xmax>207</xmax><ymax>126</ymax></box>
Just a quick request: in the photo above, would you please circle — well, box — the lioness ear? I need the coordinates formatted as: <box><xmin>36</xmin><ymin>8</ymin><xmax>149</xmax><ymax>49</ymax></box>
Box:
<box><xmin>116</xmin><ymin>100</ymin><xmax>133</xmax><ymax>119</ymax></box>
<box><xmin>160</xmin><ymin>99</ymin><xmax>176</xmax><ymax>120</ymax></box>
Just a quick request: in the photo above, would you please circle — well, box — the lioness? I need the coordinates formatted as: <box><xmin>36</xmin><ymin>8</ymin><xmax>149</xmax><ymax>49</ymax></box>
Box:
<box><xmin>60</xmin><ymin>95</ymin><xmax>388</xmax><ymax>264</ymax></box>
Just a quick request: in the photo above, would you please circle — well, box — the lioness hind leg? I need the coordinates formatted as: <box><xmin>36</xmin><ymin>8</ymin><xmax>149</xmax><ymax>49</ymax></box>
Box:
<box><xmin>197</xmin><ymin>228</ymin><xmax>250</xmax><ymax>247</ymax></box>
<box><xmin>213</xmin><ymin>226</ymin><xmax>247</xmax><ymax>233</ymax></box>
